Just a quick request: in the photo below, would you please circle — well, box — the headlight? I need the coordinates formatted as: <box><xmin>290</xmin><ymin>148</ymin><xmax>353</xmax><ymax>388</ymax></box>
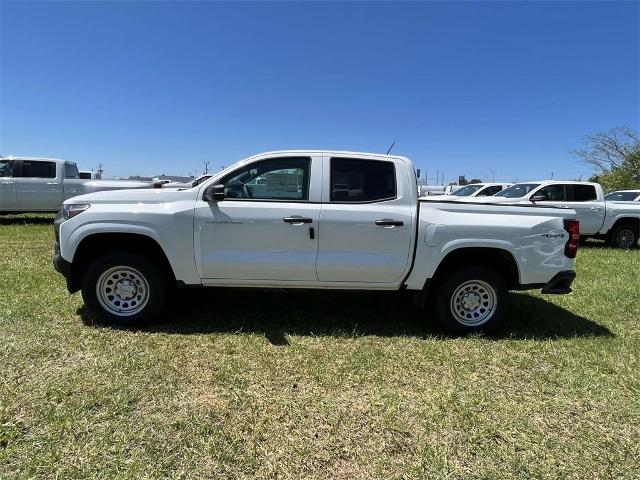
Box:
<box><xmin>63</xmin><ymin>203</ymin><xmax>91</xmax><ymax>220</ymax></box>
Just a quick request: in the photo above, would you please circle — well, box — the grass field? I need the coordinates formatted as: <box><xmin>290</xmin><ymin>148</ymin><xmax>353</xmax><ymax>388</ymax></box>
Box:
<box><xmin>1</xmin><ymin>215</ymin><xmax>639</xmax><ymax>479</ymax></box>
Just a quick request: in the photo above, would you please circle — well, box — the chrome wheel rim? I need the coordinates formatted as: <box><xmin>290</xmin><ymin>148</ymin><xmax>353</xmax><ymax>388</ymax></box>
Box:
<box><xmin>616</xmin><ymin>229</ymin><xmax>635</xmax><ymax>249</ymax></box>
<box><xmin>96</xmin><ymin>266</ymin><xmax>149</xmax><ymax>316</ymax></box>
<box><xmin>450</xmin><ymin>280</ymin><xmax>497</xmax><ymax>326</ymax></box>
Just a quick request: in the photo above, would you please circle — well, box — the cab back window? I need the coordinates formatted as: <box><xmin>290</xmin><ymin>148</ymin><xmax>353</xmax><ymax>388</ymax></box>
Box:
<box><xmin>64</xmin><ymin>162</ymin><xmax>79</xmax><ymax>179</ymax></box>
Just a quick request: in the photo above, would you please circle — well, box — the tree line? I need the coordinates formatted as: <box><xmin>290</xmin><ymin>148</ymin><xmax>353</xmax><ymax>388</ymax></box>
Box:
<box><xmin>574</xmin><ymin>126</ymin><xmax>640</xmax><ymax>192</ymax></box>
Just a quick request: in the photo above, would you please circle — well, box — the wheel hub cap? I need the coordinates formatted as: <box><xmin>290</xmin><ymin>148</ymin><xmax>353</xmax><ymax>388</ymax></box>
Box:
<box><xmin>96</xmin><ymin>266</ymin><xmax>150</xmax><ymax>317</ymax></box>
<box><xmin>450</xmin><ymin>280</ymin><xmax>497</xmax><ymax>327</ymax></box>
<box><xmin>617</xmin><ymin>229</ymin><xmax>634</xmax><ymax>248</ymax></box>
<box><xmin>114</xmin><ymin>280</ymin><xmax>136</xmax><ymax>299</ymax></box>
<box><xmin>461</xmin><ymin>292</ymin><xmax>481</xmax><ymax>310</ymax></box>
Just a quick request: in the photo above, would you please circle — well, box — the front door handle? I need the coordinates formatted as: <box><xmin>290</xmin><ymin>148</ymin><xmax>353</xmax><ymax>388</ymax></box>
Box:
<box><xmin>46</xmin><ymin>182</ymin><xmax>59</xmax><ymax>185</ymax></box>
<box><xmin>283</xmin><ymin>216</ymin><xmax>312</xmax><ymax>224</ymax></box>
<box><xmin>375</xmin><ymin>219</ymin><xmax>404</xmax><ymax>227</ymax></box>
<box><xmin>1</xmin><ymin>181</ymin><xmax>14</xmax><ymax>185</ymax></box>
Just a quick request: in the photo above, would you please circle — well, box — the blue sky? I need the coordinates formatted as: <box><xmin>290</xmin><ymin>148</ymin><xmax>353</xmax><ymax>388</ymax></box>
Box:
<box><xmin>1</xmin><ymin>1</ymin><xmax>638</xmax><ymax>183</ymax></box>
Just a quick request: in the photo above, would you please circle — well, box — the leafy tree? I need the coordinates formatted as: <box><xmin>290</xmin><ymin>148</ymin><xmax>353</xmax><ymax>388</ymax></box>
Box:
<box><xmin>573</xmin><ymin>127</ymin><xmax>640</xmax><ymax>192</ymax></box>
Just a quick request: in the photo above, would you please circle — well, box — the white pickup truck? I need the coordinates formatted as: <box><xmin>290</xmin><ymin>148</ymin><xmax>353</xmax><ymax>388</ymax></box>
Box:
<box><xmin>54</xmin><ymin>150</ymin><xmax>580</xmax><ymax>333</ymax></box>
<box><xmin>0</xmin><ymin>156</ymin><xmax>153</xmax><ymax>213</ymax></box>
<box><xmin>468</xmin><ymin>181</ymin><xmax>640</xmax><ymax>249</ymax></box>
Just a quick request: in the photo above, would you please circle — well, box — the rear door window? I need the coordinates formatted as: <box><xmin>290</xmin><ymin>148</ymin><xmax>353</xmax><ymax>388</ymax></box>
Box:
<box><xmin>18</xmin><ymin>160</ymin><xmax>56</xmax><ymax>178</ymax></box>
<box><xmin>330</xmin><ymin>158</ymin><xmax>396</xmax><ymax>202</ymax></box>
<box><xmin>570</xmin><ymin>184</ymin><xmax>597</xmax><ymax>201</ymax></box>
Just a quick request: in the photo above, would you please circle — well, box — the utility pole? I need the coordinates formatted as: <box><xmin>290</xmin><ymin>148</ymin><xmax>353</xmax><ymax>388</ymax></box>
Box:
<box><xmin>97</xmin><ymin>163</ymin><xmax>104</xmax><ymax>179</ymax></box>
<box><xmin>203</xmin><ymin>161</ymin><xmax>210</xmax><ymax>174</ymax></box>
<box><xmin>488</xmin><ymin>169</ymin><xmax>495</xmax><ymax>182</ymax></box>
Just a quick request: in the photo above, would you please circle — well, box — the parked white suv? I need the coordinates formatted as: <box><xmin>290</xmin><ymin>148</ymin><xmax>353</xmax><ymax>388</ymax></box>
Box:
<box><xmin>430</xmin><ymin>183</ymin><xmax>512</xmax><ymax>200</ymax></box>
<box><xmin>478</xmin><ymin>181</ymin><xmax>640</xmax><ymax>249</ymax></box>
<box><xmin>605</xmin><ymin>190</ymin><xmax>640</xmax><ymax>202</ymax></box>
<box><xmin>54</xmin><ymin>151</ymin><xmax>579</xmax><ymax>333</ymax></box>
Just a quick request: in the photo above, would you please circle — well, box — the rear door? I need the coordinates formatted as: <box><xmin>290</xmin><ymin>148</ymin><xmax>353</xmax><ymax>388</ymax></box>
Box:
<box><xmin>565</xmin><ymin>184</ymin><xmax>605</xmax><ymax>235</ymax></box>
<box><xmin>14</xmin><ymin>160</ymin><xmax>63</xmax><ymax>211</ymax></box>
<box><xmin>529</xmin><ymin>183</ymin><xmax>604</xmax><ymax>235</ymax></box>
<box><xmin>0</xmin><ymin>159</ymin><xmax>17</xmax><ymax>211</ymax></box>
<box><xmin>316</xmin><ymin>155</ymin><xmax>415</xmax><ymax>285</ymax></box>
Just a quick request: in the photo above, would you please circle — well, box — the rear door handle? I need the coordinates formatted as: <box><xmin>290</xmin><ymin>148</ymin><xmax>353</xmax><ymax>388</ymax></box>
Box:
<box><xmin>46</xmin><ymin>182</ymin><xmax>59</xmax><ymax>185</ymax></box>
<box><xmin>283</xmin><ymin>216</ymin><xmax>312</xmax><ymax>224</ymax></box>
<box><xmin>1</xmin><ymin>181</ymin><xmax>14</xmax><ymax>185</ymax></box>
<box><xmin>375</xmin><ymin>219</ymin><xmax>404</xmax><ymax>227</ymax></box>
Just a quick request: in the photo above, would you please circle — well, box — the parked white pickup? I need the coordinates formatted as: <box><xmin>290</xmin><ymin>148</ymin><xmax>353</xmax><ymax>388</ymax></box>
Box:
<box><xmin>54</xmin><ymin>150</ymin><xmax>580</xmax><ymax>333</ymax></box>
<box><xmin>461</xmin><ymin>181</ymin><xmax>640</xmax><ymax>249</ymax></box>
<box><xmin>0</xmin><ymin>157</ymin><xmax>153</xmax><ymax>213</ymax></box>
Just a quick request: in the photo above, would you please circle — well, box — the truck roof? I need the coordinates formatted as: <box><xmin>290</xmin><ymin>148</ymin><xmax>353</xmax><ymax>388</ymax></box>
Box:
<box><xmin>518</xmin><ymin>180</ymin><xmax>600</xmax><ymax>186</ymax></box>
<box><xmin>1</xmin><ymin>156</ymin><xmax>69</xmax><ymax>162</ymax></box>
<box><xmin>243</xmin><ymin>150</ymin><xmax>410</xmax><ymax>161</ymax></box>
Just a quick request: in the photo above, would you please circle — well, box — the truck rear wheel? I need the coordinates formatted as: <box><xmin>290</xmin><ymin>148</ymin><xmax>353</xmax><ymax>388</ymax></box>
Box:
<box><xmin>608</xmin><ymin>224</ymin><xmax>638</xmax><ymax>249</ymax></box>
<box><xmin>434</xmin><ymin>266</ymin><xmax>507</xmax><ymax>334</ymax></box>
<box><xmin>81</xmin><ymin>252</ymin><xmax>167</xmax><ymax>326</ymax></box>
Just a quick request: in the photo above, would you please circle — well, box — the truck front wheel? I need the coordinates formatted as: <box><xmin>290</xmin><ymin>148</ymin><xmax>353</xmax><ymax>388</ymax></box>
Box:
<box><xmin>81</xmin><ymin>252</ymin><xmax>167</xmax><ymax>326</ymax></box>
<box><xmin>434</xmin><ymin>266</ymin><xmax>507</xmax><ymax>334</ymax></box>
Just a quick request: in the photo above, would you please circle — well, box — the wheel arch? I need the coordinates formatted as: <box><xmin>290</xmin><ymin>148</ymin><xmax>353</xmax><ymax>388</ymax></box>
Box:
<box><xmin>609</xmin><ymin>216</ymin><xmax>639</xmax><ymax>233</ymax></box>
<box><xmin>68</xmin><ymin>232</ymin><xmax>176</xmax><ymax>293</ymax></box>
<box><xmin>427</xmin><ymin>247</ymin><xmax>520</xmax><ymax>295</ymax></box>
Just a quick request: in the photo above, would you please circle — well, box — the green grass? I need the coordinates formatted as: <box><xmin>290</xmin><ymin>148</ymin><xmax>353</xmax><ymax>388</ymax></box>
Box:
<box><xmin>1</xmin><ymin>215</ymin><xmax>639</xmax><ymax>479</ymax></box>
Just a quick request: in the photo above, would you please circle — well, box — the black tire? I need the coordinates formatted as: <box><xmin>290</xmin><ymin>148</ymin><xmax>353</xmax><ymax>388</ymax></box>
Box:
<box><xmin>608</xmin><ymin>224</ymin><xmax>638</xmax><ymax>249</ymax></box>
<box><xmin>434</xmin><ymin>266</ymin><xmax>508</xmax><ymax>334</ymax></box>
<box><xmin>81</xmin><ymin>251</ymin><xmax>167</xmax><ymax>326</ymax></box>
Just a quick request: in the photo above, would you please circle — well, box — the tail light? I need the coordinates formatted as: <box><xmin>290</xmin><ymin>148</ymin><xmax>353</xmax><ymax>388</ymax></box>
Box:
<box><xmin>563</xmin><ymin>219</ymin><xmax>580</xmax><ymax>258</ymax></box>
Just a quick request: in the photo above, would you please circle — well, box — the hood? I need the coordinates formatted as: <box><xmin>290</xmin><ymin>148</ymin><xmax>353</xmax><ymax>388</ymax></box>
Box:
<box><xmin>460</xmin><ymin>196</ymin><xmax>522</xmax><ymax>204</ymax></box>
<box><xmin>63</xmin><ymin>186</ymin><xmax>199</xmax><ymax>205</ymax></box>
<box><xmin>422</xmin><ymin>194</ymin><xmax>451</xmax><ymax>200</ymax></box>
<box><xmin>82</xmin><ymin>179</ymin><xmax>153</xmax><ymax>189</ymax></box>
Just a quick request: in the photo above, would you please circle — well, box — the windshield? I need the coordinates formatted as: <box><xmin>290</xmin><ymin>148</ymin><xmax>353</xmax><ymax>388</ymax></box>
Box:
<box><xmin>605</xmin><ymin>191</ymin><xmax>640</xmax><ymax>201</ymax></box>
<box><xmin>452</xmin><ymin>184</ymin><xmax>483</xmax><ymax>196</ymax></box>
<box><xmin>494</xmin><ymin>183</ymin><xmax>540</xmax><ymax>198</ymax></box>
<box><xmin>191</xmin><ymin>175</ymin><xmax>212</xmax><ymax>187</ymax></box>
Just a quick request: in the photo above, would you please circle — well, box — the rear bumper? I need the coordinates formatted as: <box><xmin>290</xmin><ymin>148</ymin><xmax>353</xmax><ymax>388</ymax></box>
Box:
<box><xmin>541</xmin><ymin>270</ymin><xmax>576</xmax><ymax>295</ymax></box>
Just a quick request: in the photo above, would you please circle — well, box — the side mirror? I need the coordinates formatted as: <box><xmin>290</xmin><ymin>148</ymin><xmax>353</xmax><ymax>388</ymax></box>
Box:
<box><xmin>204</xmin><ymin>184</ymin><xmax>225</xmax><ymax>202</ymax></box>
<box><xmin>530</xmin><ymin>195</ymin><xmax>546</xmax><ymax>202</ymax></box>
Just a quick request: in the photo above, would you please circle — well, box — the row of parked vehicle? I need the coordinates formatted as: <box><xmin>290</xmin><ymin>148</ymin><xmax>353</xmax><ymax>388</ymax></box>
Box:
<box><xmin>419</xmin><ymin>181</ymin><xmax>640</xmax><ymax>249</ymax></box>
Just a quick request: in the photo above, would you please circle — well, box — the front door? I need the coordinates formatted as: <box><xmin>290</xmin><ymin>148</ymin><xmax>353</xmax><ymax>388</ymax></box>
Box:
<box><xmin>0</xmin><ymin>159</ymin><xmax>17</xmax><ymax>211</ymax></box>
<box><xmin>195</xmin><ymin>155</ymin><xmax>322</xmax><ymax>282</ymax></box>
<box><xmin>14</xmin><ymin>160</ymin><xmax>63</xmax><ymax>211</ymax></box>
<box><xmin>316</xmin><ymin>156</ymin><xmax>415</xmax><ymax>285</ymax></box>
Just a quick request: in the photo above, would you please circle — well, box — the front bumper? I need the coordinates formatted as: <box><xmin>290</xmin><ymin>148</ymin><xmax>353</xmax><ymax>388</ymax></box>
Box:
<box><xmin>53</xmin><ymin>212</ymin><xmax>74</xmax><ymax>292</ymax></box>
<box><xmin>541</xmin><ymin>270</ymin><xmax>576</xmax><ymax>295</ymax></box>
